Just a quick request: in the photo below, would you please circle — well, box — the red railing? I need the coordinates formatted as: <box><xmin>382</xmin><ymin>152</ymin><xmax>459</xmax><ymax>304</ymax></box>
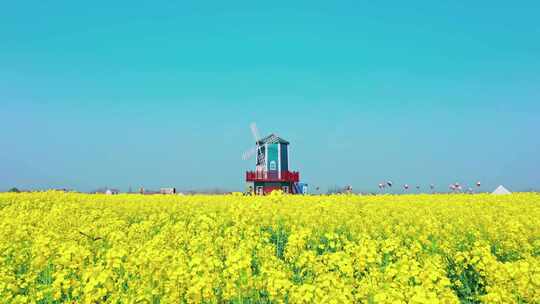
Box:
<box><xmin>246</xmin><ymin>170</ymin><xmax>299</xmax><ymax>182</ymax></box>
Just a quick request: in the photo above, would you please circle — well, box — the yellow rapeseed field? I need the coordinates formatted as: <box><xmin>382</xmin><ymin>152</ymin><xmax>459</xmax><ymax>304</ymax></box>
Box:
<box><xmin>0</xmin><ymin>191</ymin><xmax>539</xmax><ymax>303</ymax></box>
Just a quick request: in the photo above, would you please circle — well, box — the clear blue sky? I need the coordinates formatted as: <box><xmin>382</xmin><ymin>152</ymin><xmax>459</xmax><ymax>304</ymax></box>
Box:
<box><xmin>1</xmin><ymin>1</ymin><xmax>539</xmax><ymax>192</ymax></box>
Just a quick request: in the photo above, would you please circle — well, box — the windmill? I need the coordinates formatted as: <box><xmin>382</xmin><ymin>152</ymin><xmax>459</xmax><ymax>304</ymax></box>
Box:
<box><xmin>242</xmin><ymin>123</ymin><xmax>301</xmax><ymax>195</ymax></box>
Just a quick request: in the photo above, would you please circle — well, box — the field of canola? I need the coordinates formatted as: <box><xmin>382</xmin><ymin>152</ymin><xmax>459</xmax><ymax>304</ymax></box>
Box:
<box><xmin>1</xmin><ymin>192</ymin><xmax>540</xmax><ymax>304</ymax></box>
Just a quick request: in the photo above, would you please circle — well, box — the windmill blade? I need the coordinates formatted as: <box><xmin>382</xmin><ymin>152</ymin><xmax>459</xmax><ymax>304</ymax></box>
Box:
<box><xmin>250</xmin><ymin>122</ymin><xmax>261</xmax><ymax>142</ymax></box>
<box><xmin>242</xmin><ymin>122</ymin><xmax>263</xmax><ymax>162</ymax></box>
<box><xmin>242</xmin><ymin>146</ymin><xmax>257</xmax><ymax>160</ymax></box>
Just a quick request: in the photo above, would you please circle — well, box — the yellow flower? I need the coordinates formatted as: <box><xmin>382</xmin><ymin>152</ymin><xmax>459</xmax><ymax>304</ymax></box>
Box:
<box><xmin>0</xmin><ymin>191</ymin><xmax>538</xmax><ymax>302</ymax></box>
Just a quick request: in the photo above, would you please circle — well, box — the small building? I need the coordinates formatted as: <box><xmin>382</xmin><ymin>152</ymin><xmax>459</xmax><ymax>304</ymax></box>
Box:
<box><xmin>296</xmin><ymin>183</ymin><xmax>309</xmax><ymax>195</ymax></box>
<box><xmin>105</xmin><ymin>189</ymin><xmax>119</xmax><ymax>195</ymax></box>
<box><xmin>492</xmin><ymin>185</ymin><xmax>511</xmax><ymax>195</ymax></box>
<box><xmin>160</xmin><ymin>187</ymin><xmax>176</xmax><ymax>195</ymax></box>
<box><xmin>246</xmin><ymin>134</ymin><xmax>302</xmax><ymax>195</ymax></box>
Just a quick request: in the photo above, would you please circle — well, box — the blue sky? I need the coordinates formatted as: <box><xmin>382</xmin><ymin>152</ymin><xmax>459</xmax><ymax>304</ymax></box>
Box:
<box><xmin>1</xmin><ymin>1</ymin><xmax>539</xmax><ymax>192</ymax></box>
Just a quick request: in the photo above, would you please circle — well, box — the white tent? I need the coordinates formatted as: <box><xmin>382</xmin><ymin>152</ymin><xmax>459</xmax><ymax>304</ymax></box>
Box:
<box><xmin>492</xmin><ymin>185</ymin><xmax>511</xmax><ymax>195</ymax></box>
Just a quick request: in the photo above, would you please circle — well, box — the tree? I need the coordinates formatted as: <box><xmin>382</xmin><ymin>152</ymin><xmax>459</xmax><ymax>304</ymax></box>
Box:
<box><xmin>8</xmin><ymin>187</ymin><xmax>20</xmax><ymax>193</ymax></box>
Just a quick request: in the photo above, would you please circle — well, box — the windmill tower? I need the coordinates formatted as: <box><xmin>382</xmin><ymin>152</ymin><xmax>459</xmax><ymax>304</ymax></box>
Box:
<box><xmin>243</xmin><ymin>123</ymin><xmax>303</xmax><ymax>195</ymax></box>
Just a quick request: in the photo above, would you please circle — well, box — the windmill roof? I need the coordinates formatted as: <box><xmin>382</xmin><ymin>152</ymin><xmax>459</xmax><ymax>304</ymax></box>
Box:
<box><xmin>257</xmin><ymin>134</ymin><xmax>289</xmax><ymax>145</ymax></box>
<box><xmin>492</xmin><ymin>185</ymin><xmax>511</xmax><ymax>195</ymax></box>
